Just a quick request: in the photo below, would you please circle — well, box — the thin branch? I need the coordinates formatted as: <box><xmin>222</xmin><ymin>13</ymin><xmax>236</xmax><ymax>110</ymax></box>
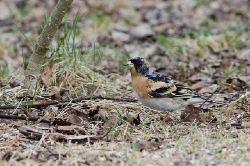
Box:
<box><xmin>0</xmin><ymin>114</ymin><xmax>50</xmax><ymax>123</ymax></box>
<box><xmin>0</xmin><ymin>114</ymin><xmax>72</xmax><ymax>125</ymax></box>
<box><xmin>0</xmin><ymin>95</ymin><xmax>138</xmax><ymax>110</ymax></box>
<box><xmin>199</xmin><ymin>87</ymin><xmax>221</xmax><ymax>108</ymax></box>
<box><xmin>43</xmin><ymin>144</ymin><xmax>67</xmax><ymax>159</ymax></box>
<box><xmin>0</xmin><ymin>101</ymin><xmax>59</xmax><ymax>109</ymax></box>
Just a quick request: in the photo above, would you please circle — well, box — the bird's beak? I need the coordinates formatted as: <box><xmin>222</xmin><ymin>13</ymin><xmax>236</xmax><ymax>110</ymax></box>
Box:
<box><xmin>124</xmin><ymin>61</ymin><xmax>132</xmax><ymax>66</ymax></box>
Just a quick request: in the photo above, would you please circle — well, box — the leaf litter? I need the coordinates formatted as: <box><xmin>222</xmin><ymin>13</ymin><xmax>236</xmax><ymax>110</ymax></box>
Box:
<box><xmin>0</xmin><ymin>0</ymin><xmax>250</xmax><ymax>165</ymax></box>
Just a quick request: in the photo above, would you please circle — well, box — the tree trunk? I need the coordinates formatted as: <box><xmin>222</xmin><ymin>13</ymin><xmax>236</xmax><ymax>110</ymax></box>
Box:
<box><xmin>24</xmin><ymin>0</ymin><xmax>73</xmax><ymax>89</ymax></box>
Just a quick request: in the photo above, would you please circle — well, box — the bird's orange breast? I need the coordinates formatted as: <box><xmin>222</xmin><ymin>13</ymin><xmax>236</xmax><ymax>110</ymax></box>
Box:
<box><xmin>130</xmin><ymin>69</ymin><xmax>151</xmax><ymax>99</ymax></box>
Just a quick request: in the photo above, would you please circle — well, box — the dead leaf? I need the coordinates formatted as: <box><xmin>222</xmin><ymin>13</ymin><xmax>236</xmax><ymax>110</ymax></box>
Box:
<box><xmin>242</xmin><ymin>122</ymin><xmax>250</xmax><ymax>128</ymax></box>
<box><xmin>113</xmin><ymin>21</ymin><xmax>130</xmax><ymax>32</ymax></box>
<box><xmin>131</xmin><ymin>141</ymin><xmax>160</xmax><ymax>151</ymax></box>
<box><xmin>127</xmin><ymin>112</ymin><xmax>141</xmax><ymax>125</ymax></box>
<box><xmin>40</xmin><ymin>59</ymin><xmax>54</xmax><ymax>87</ymax></box>
<box><xmin>181</xmin><ymin>105</ymin><xmax>202</xmax><ymax>122</ymax></box>
<box><xmin>218</xmin><ymin>82</ymin><xmax>241</xmax><ymax>90</ymax></box>
<box><xmin>131</xmin><ymin>24</ymin><xmax>153</xmax><ymax>38</ymax></box>
<box><xmin>52</xmin><ymin>90</ymin><xmax>65</xmax><ymax>100</ymax></box>
<box><xmin>112</xmin><ymin>30</ymin><xmax>130</xmax><ymax>44</ymax></box>
<box><xmin>104</xmin><ymin>111</ymin><xmax>120</xmax><ymax>129</ymax></box>
<box><xmin>238</xmin><ymin>76</ymin><xmax>250</xmax><ymax>86</ymax></box>
<box><xmin>56</xmin><ymin>125</ymin><xmax>86</xmax><ymax>135</ymax></box>
<box><xmin>69</xmin><ymin>114</ymin><xmax>82</xmax><ymax>126</ymax></box>
<box><xmin>189</xmin><ymin>81</ymin><xmax>207</xmax><ymax>90</ymax></box>
<box><xmin>223</xmin><ymin>109</ymin><xmax>244</xmax><ymax>116</ymax></box>
<box><xmin>2</xmin><ymin>151</ymin><xmax>12</xmax><ymax>161</ymax></box>
<box><xmin>9</xmin><ymin>78</ymin><xmax>24</xmax><ymax>87</ymax></box>
<box><xmin>160</xmin><ymin>113</ymin><xmax>175</xmax><ymax>123</ymax></box>
<box><xmin>236</xmin><ymin>49</ymin><xmax>250</xmax><ymax>60</ymax></box>
<box><xmin>124</xmin><ymin>44</ymin><xmax>157</xmax><ymax>59</ymax></box>
<box><xmin>198</xmin><ymin>84</ymin><xmax>219</xmax><ymax>94</ymax></box>
<box><xmin>62</xmin><ymin>78</ymin><xmax>76</xmax><ymax>89</ymax></box>
<box><xmin>189</xmin><ymin>73</ymin><xmax>212</xmax><ymax>83</ymax></box>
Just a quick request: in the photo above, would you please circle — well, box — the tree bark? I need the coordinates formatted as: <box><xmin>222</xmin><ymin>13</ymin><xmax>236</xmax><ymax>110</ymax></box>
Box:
<box><xmin>24</xmin><ymin>0</ymin><xmax>73</xmax><ymax>89</ymax></box>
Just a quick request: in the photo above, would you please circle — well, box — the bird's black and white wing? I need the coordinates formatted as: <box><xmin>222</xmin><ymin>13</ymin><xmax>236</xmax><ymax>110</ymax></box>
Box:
<box><xmin>146</xmin><ymin>72</ymin><xmax>203</xmax><ymax>102</ymax></box>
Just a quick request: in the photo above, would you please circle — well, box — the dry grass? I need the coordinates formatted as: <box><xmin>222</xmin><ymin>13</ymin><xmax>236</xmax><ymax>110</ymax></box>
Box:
<box><xmin>1</xmin><ymin>0</ymin><xmax>250</xmax><ymax>165</ymax></box>
<box><xmin>1</xmin><ymin>120</ymin><xmax>250</xmax><ymax>165</ymax></box>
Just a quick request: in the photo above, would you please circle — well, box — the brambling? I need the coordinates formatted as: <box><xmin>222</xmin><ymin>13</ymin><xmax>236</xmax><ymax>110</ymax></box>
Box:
<box><xmin>125</xmin><ymin>57</ymin><xmax>205</xmax><ymax>111</ymax></box>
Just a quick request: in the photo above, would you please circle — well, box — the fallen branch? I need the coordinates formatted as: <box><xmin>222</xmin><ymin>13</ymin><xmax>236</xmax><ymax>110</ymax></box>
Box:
<box><xmin>0</xmin><ymin>114</ymin><xmax>71</xmax><ymax>125</ymax></box>
<box><xmin>43</xmin><ymin>144</ymin><xmax>67</xmax><ymax>159</ymax></box>
<box><xmin>199</xmin><ymin>87</ymin><xmax>221</xmax><ymax>108</ymax></box>
<box><xmin>18</xmin><ymin>125</ymin><xmax>112</xmax><ymax>143</ymax></box>
<box><xmin>0</xmin><ymin>95</ymin><xmax>137</xmax><ymax>110</ymax></box>
<box><xmin>0</xmin><ymin>114</ymin><xmax>50</xmax><ymax>123</ymax></box>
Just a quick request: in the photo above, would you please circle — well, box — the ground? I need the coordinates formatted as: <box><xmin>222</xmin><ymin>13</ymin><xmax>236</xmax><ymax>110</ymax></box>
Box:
<box><xmin>0</xmin><ymin>0</ymin><xmax>250</xmax><ymax>165</ymax></box>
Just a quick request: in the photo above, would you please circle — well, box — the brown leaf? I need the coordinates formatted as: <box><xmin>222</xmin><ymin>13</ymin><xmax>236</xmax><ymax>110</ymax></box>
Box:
<box><xmin>131</xmin><ymin>141</ymin><xmax>160</xmax><ymax>151</ymax></box>
<box><xmin>112</xmin><ymin>30</ymin><xmax>130</xmax><ymax>44</ymax></box>
<box><xmin>127</xmin><ymin>112</ymin><xmax>141</xmax><ymax>125</ymax></box>
<box><xmin>198</xmin><ymin>84</ymin><xmax>219</xmax><ymax>94</ymax></box>
<box><xmin>52</xmin><ymin>90</ymin><xmax>65</xmax><ymax>100</ymax></box>
<box><xmin>2</xmin><ymin>151</ymin><xmax>12</xmax><ymax>161</ymax></box>
<box><xmin>160</xmin><ymin>113</ymin><xmax>175</xmax><ymax>123</ymax></box>
<box><xmin>9</xmin><ymin>78</ymin><xmax>24</xmax><ymax>87</ymax></box>
<box><xmin>62</xmin><ymin>78</ymin><xmax>75</xmax><ymax>89</ymax></box>
<box><xmin>218</xmin><ymin>82</ymin><xmax>241</xmax><ymax>90</ymax></box>
<box><xmin>223</xmin><ymin>109</ymin><xmax>244</xmax><ymax>116</ymax></box>
<box><xmin>56</xmin><ymin>125</ymin><xmax>86</xmax><ymax>135</ymax></box>
<box><xmin>181</xmin><ymin>105</ymin><xmax>202</xmax><ymax>122</ymax></box>
<box><xmin>236</xmin><ymin>49</ymin><xmax>250</xmax><ymax>60</ymax></box>
<box><xmin>104</xmin><ymin>111</ymin><xmax>120</xmax><ymax>130</ymax></box>
<box><xmin>69</xmin><ymin>114</ymin><xmax>82</xmax><ymax>126</ymax></box>
<box><xmin>40</xmin><ymin>59</ymin><xmax>54</xmax><ymax>87</ymax></box>
<box><xmin>131</xmin><ymin>24</ymin><xmax>153</xmax><ymax>38</ymax></box>
<box><xmin>242</xmin><ymin>122</ymin><xmax>250</xmax><ymax>128</ymax></box>
<box><xmin>189</xmin><ymin>81</ymin><xmax>207</xmax><ymax>90</ymax></box>
<box><xmin>188</xmin><ymin>73</ymin><xmax>212</xmax><ymax>83</ymax></box>
<box><xmin>238</xmin><ymin>76</ymin><xmax>250</xmax><ymax>86</ymax></box>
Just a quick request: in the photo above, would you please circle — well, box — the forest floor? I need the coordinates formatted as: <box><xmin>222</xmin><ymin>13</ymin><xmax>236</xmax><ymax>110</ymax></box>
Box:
<box><xmin>0</xmin><ymin>0</ymin><xmax>250</xmax><ymax>165</ymax></box>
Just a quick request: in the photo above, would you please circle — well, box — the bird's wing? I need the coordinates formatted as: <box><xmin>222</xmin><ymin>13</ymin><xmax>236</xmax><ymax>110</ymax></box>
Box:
<box><xmin>167</xmin><ymin>83</ymin><xmax>200</xmax><ymax>101</ymax></box>
<box><xmin>146</xmin><ymin>72</ymin><xmax>199</xmax><ymax>100</ymax></box>
<box><xmin>146</xmin><ymin>72</ymin><xmax>177</xmax><ymax>97</ymax></box>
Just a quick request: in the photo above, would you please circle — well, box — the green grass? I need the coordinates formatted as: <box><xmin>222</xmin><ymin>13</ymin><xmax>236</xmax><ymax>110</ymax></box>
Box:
<box><xmin>90</xmin><ymin>13</ymin><xmax>111</xmax><ymax>28</ymax></box>
<box><xmin>222</xmin><ymin>64</ymin><xmax>242</xmax><ymax>78</ymax></box>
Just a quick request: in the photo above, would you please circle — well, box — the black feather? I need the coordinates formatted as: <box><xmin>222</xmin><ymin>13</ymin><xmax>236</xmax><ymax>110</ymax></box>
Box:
<box><xmin>146</xmin><ymin>72</ymin><xmax>172</xmax><ymax>83</ymax></box>
<box><xmin>129</xmin><ymin>57</ymin><xmax>150</xmax><ymax>76</ymax></box>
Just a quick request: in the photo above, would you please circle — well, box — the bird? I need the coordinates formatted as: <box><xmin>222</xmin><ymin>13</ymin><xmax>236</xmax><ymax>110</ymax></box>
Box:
<box><xmin>124</xmin><ymin>57</ymin><xmax>206</xmax><ymax>112</ymax></box>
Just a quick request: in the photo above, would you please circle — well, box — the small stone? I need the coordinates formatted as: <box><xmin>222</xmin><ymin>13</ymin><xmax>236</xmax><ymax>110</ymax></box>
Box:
<box><xmin>113</xmin><ymin>21</ymin><xmax>130</xmax><ymax>32</ymax></box>
<box><xmin>131</xmin><ymin>24</ymin><xmax>153</xmax><ymax>38</ymax></box>
<box><xmin>111</xmin><ymin>31</ymin><xmax>130</xmax><ymax>43</ymax></box>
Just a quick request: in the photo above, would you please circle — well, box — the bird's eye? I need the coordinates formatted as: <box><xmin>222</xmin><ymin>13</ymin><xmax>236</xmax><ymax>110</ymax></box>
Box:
<box><xmin>124</xmin><ymin>61</ymin><xmax>133</xmax><ymax>66</ymax></box>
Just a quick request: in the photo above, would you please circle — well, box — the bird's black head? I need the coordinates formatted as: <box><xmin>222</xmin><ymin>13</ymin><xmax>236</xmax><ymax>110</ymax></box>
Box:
<box><xmin>125</xmin><ymin>57</ymin><xmax>150</xmax><ymax>75</ymax></box>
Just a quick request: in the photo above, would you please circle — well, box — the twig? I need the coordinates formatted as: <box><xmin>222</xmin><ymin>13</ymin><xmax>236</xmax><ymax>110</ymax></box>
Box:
<box><xmin>18</xmin><ymin>125</ymin><xmax>112</xmax><ymax>143</ymax></box>
<box><xmin>0</xmin><ymin>95</ymin><xmax>137</xmax><ymax>110</ymax></box>
<box><xmin>0</xmin><ymin>114</ymin><xmax>50</xmax><ymax>123</ymax></box>
<box><xmin>43</xmin><ymin>144</ymin><xmax>67</xmax><ymax>159</ymax></box>
<box><xmin>199</xmin><ymin>87</ymin><xmax>221</xmax><ymax>108</ymax></box>
<box><xmin>96</xmin><ymin>127</ymin><xmax>112</xmax><ymax>140</ymax></box>
<box><xmin>0</xmin><ymin>114</ymin><xmax>71</xmax><ymax>125</ymax></box>
<box><xmin>0</xmin><ymin>101</ymin><xmax>59</xmax><ymax>109</ymax></box>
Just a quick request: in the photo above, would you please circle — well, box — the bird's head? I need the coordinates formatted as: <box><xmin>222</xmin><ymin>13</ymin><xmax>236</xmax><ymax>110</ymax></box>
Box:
<box><xmin>124</xmin><ymin>57</ymin><xmax>150</xmax><ymax>75</ymax></box>
<box><xmin>124</xmin><ymin>57</ymin><xmax>144</xmax><ymax>69</ymax></box>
